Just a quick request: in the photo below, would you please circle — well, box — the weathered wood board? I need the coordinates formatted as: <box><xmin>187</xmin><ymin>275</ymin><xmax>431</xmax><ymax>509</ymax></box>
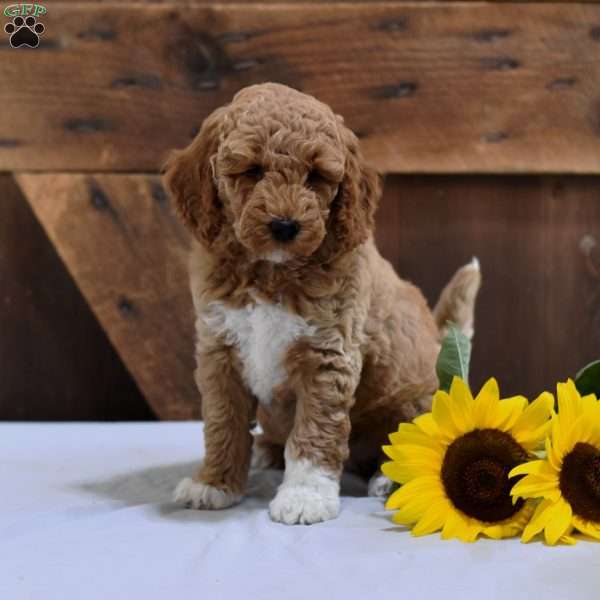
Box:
<box><xmin>381</xmin><ymin>175</ymin><xmax>600</xmax><ymax>399</ymax></box>
<box><xmin>17</xmin><ymin>173</ymin><xmax>199</xmax><ymax>420</ymax></box>
<box><xmin>2</xmin><ymin>3</ymin><xmax>600</xmax><ymax>173</ymax></box>
<box><xmin>0</xmin><ymin>174</ymin><xmax>152</xmax><ymax>420</ymax></box>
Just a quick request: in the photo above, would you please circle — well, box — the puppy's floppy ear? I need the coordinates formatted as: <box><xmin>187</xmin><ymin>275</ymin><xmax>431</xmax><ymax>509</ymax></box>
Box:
<box><xmin>329</xmin><ymin>124</ymin><xmax>381</xmax><ymax>254</ymax></box>
<box><xmin>162</xmin><ymin>108</ymin><xmax>225</xmax><ymax>247</ymax></box>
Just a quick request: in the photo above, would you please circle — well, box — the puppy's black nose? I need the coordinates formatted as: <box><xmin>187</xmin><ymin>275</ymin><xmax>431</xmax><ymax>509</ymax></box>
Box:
<box><xmin>269</xmin><ymin>218</ymin><xmax>300</xmax><ymax>242</ymax></box>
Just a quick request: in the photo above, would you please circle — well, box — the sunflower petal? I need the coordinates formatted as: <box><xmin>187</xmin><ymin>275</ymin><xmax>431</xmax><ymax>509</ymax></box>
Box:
<box><xmin>580</xmin><ymin>393</ymin><xmax>599</xmax><ymax>415</ymax></box>
<box><xmin>412</xmin><ymin>499</ymin><xmax>451</xmax><ymax>537</ymax></box>
<box><xmin>385</xmin><ymin>486</ymin><xmax>405</xmax><ymax>511</ymax></box>
<box><xmin>392</xmin><ymin>506</ymin><xmax>421</xmax><ymax>526</ymax></box>
<box><xmin>545</xmin><ymin>436</ymin><xmax>562</xmax><ymax>471</ymax></box>
<box><xmin>447</xmin><ymin>377</ymin><xmax>475</xmax><ymax>432</ymax></box>
<box><xmin>509</xmin><ymin>460</ymin><xmax>557</xmax><ymax>479</ymax></box>
<box><xmin>481</xmin><ymin>524</ymin><xmax>505</xmax><ymax>540</ymax></box>
<box><xmin>440</xmin><ymin>510</ymin><xmax>463</xmax><ymax>540</ymax></box>
<box><xmin>544</xmin><ymin>499</ymin><xmax>573</xmax><ymax>545</ymax></box>
<box><xmin>381</xmin><ymin>460</ymin><xmax>419</xmax><ymax>485</ymax></box>
<box><xmin>571</xmin><ymin>410</ymin><xmax>600</xmax><ymax>447</ymax></box>
<box><xmin>413</xmin><ymin>413</ymin><xmax>439</xmax><ymax>437</ymax></box>
<box><xmin>511</xmin><ymin>392</ymin><xmax>554</xmax><ymax>448</ymax></box>
<box><xmin>583</xmin><ymin>401</ymin><xmax>600</xmax><ymax>446</ymax></box>
<box><xmin>483</xmin><ymin>514</ymin><xmax>529</xmax><ymax>540</ymax></box>
<box><xmin>382</xmin><ymin>445</ymin><xmax>444</xmax><ymax>481</ymax></box>
<box><xmin>551</xmin><ymin>414</ymin><xmax>569</xmax><ymax>460</ymax></box>
<box><xmin>521</xmin><ymin>499</ymin><xmax>555</xmax><ymax>543</ymax></box>
<box><xmin>493</xmin><ymin>396</ymin><xmax>528</xmax><ymax>431</ymax></box>
<box><xmin>573</xmin><ymin>516</ymin><xmax>600</xmax><ymax>540</ymax></box>
<box><xmin>391</xmin><ymin>423</ymin><xmax>417</xmax><ymax>439</ymax></box>
<box><xmin>510</xmin><ymin>475</ymin><xmax>562</xmax><ymax>502</ymax></box>
<box><xmin>441</xmin><ymin>510</ymin><xmax>481</xmax><ymax>543</ymax></box>
<box><xmin>432</xmin><ymin>391</ymin><xmax>461</xmax><ymax>441</ymax></box>
<box><xmin>381</xmin><ymin>455</ymin><xmax>440</xmax><ymax>484</ymax></box>
<box><xmin>382</xmin><ymin>445</ymin><xmax>399</xmax><ymax>461</ymax></box>
<box><xmin>561</xmin><ymin>532</ymin><xmax>578</xmax><ymax>545</ymax></box>
<box><xmin>384</xmin><ymin>476</ymin><xmax>441</xmax><ymax>510</ymax></box>
<box><xmin>556</xmin><ymin>380</ymin><xmax>581</xmax><ymax>432</ymax></box>
<box><xmin>392</xmin><ymin>499</ymin><xmax>429</xmax><ymax>524</ymax></box>
<box><xmin>389</xmin><ymin>428</ymin><xmax>442</xmax><ymax>452</ymax></box>
<box><xmin>391</xmin><ymin>443</ymin><xmax>444</xmax><ymax>462</ymax></box>
<box><xmin>472</xmin><ymin>378</ymin><xmax>500</xmax><ymax>428</ymax></box>
<box><xmin>390</xmin><ymin>487</ymin><xmax>446</xmax><ymax>523</ymax></box>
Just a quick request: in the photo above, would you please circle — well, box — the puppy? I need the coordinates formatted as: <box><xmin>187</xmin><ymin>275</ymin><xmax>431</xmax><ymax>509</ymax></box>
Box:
<box><xmin>164</xmin><ymin>83</ymin><xmax>480</xmax><ymax>524</ymax></box>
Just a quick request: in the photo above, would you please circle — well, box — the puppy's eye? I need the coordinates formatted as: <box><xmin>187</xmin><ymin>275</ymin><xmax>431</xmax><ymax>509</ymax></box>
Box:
<box><xmin>243</xmin><ymin>165</ymin><xmax>264</xmax><ymax>180</ymax></box>
<box><xmin>306</xmin><ymin>169</ymin><xmax>326</xmax><ymax>188</ymax></box>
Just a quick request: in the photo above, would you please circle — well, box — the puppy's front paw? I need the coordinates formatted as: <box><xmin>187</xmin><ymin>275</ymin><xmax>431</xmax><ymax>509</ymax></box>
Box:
<box><xmin>173</xmin><ymin>477</ymin><xmax>241</xmax><ymax>510</ymax></box>
<box><xmin>269</xmin><ymin>486</ymin><xmax>340</xmax><ymax>525</ymax></box>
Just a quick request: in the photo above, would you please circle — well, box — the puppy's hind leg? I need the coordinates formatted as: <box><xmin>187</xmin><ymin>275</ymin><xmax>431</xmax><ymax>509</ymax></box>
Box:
<box><xmin>363</xmin><ymin>393</ymin><xmax>434</xmax><ymax>499</ymax></box>
<box><xmin>367</xmin><ymin>470</ymin><xmax>395</xmax><ymax>498</ymax></box>
<box><xmin>251</xmin><ymin>434</ymin><xmax>285</xmax><ymax>470</ymax></box>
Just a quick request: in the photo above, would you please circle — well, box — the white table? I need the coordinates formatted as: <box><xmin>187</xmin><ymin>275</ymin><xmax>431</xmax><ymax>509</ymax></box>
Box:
<box><xmin>0</xmin><ymin>423</ymin><xmax>597</xmax><ymax>599</ymax></box>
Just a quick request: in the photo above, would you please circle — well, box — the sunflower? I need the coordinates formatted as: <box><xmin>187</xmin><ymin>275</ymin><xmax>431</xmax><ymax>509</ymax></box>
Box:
<box><xmin>382</xmin><ymin>377</ymin><xmax>554</xmax><ymax>542</ymax></box>
<box><xmin>510</xmin><ymin>379</ymin><xmax>600</xmax><ymax>545</ymax></box>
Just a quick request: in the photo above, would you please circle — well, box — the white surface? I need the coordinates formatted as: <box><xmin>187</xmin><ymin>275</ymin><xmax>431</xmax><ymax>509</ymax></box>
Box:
<box><xmin>0</xmin><ymin>422</ymin><xmax>597</xmax><ymax>600</ymax></box>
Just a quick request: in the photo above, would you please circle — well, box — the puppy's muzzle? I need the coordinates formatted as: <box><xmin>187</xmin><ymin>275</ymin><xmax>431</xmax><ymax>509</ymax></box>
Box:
<box><xmin>269</xmin><ymin>218</ymin><xmax>300</xmax><ymax>243</ymax></box>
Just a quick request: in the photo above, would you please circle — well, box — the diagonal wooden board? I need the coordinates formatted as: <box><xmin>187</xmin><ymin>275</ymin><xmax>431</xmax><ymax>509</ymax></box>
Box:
<box><xmin>2</xmin><ymin>2</ymin><xmax>600</xmax><ymax>173</ymax></box>
<box><xmin>17</xmin><ymin>173</ymin><xmax>200</xmax><ymax>420</ymax></box>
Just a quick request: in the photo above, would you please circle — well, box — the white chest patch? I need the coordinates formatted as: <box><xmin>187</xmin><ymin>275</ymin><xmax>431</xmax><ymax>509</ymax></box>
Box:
<box><xmin>202</xmin><ymin>300</ymin><xmax>315</xmax><ymax>404</ymax></box>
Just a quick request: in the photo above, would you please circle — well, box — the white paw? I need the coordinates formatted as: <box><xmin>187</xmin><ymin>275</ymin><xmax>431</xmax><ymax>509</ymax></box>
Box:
<box><xmin>269</xmin><ymin>486</ymin><xmax>340</xmax><ymax>525</ymax></box>
<box><xmin>367</xmin><ymin>472</ymin><xmax>395</xmax><ymax>498</ymax></box>
<box><xmin>173</xmin><ymin>477</ymin><xmax>241</xmax><ymax>510</ymax></box>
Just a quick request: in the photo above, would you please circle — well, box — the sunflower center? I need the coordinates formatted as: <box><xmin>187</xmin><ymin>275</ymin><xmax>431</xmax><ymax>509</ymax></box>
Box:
<box><xmin>441</xmin><ymin>429</ymin><xmax>528</xmax><ymax>523</ymax></box>
<box><xmin>464</xmin><ymin>459</ymin><xmax>506</xmax><ymax>503</ymax></box>
<box><xmin>559</xmin><ymin>442</ymin><xmax>600</xmax><ymax>523</ymax></box>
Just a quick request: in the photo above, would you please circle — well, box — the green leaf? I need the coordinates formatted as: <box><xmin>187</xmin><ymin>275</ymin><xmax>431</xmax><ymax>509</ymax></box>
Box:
<box><xmin>575</xmin><ymin>360</ymin><xmax>600</xmax><ymax>397</ymax></box>
<box><xmin>436</xmin><ymin>323</ymin><xmax>472</xmax><ymax>393</ymax></box>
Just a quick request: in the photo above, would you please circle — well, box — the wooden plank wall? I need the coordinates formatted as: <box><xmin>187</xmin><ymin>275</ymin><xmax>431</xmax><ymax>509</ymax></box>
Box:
<box><xmin>1</xmin><ymin>3</ymin><xmax>599</xmax><ymax>173</ymax></box>
<box><xmin>1</xmin><ymin>1</ymin><xmax>599</xmax><ymax>418</ymax></box>
<box><xmin>17</xmin><ymin>174</ymin><xmax>199</xmax><ymax>420</ymax></box>
<box><xmin>381</xmin><ymin>176</ymin><xmax>600</xmax><ymax>398</ymax></box>
<box><xmin>13</xmin><ymin>172</ymin><xmax>600</xmax><ymax>415</ymax></box>
<box><xmin>0</xmin><ymin>175</ymin><xmax>153</xmax><ymax>420</ymax></box>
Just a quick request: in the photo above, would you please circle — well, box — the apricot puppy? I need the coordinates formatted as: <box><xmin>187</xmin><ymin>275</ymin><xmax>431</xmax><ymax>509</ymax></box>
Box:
<box><xmin>164</xmin><ymin>83</ymin><xmax>480</xmax><ymax>524</ymax></box>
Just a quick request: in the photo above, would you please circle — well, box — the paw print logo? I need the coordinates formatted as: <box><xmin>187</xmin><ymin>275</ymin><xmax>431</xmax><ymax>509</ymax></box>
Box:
<box><xmin>4</xmin><ymin>16</ymin><xmax>45</xmax><ymax>48</ymax></box>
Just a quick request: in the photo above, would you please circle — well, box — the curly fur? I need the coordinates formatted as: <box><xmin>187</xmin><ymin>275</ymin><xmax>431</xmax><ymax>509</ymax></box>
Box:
<box><xmin>164</xmin><ymin>83</ymin><xmax>481</xmax><ymax>523</ymax></box>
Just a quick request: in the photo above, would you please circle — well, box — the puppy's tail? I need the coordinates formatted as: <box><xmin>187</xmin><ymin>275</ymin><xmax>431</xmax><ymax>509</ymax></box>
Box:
<box><xmin>433</xmin><ymin>258</ymin><xmax>482</xmax><ymax>340</ymax></box>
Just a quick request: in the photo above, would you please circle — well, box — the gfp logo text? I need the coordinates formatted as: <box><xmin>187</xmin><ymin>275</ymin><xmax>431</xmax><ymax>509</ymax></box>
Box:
<box><xmin>4</xmin><ymin>4</ymin><xmax>47</xmax><ymax>18</ymax></box>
